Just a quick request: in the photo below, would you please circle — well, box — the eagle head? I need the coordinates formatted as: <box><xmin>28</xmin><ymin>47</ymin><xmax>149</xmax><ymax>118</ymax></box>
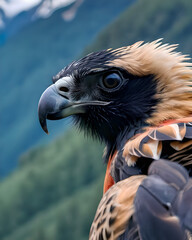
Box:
<box><xmin>38</xmin><ymin>40</ymin><xmax>192</xmax><ymax>156</ymax></box>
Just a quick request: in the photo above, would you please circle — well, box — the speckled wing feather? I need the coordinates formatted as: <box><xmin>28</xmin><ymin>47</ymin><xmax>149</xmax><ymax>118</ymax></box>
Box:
<box><xmin>122</xmin><ymin>120</ymin><xmax>192</xmax><ymax>167</ymax></box>
<box><xmin>134</xmin><ymin>160</ymin><xmax>192</xmax><ymax>240</ymax></box>
<box><xmin>89</xmin><ymin>175</ymin><xmax>146</xmax><ymax>240</ymax></box>
<box><xmin>90</xmin><ymin>160</ymin><xmax>192</xmax><ymax>240</ymax></box>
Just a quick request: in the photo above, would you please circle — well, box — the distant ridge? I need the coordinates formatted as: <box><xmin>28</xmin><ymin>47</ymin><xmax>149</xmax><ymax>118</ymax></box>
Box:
<box><xmin>0</xmin><ymin>0</ymin><xmax>79</xmax><ymax>45</ymax></box>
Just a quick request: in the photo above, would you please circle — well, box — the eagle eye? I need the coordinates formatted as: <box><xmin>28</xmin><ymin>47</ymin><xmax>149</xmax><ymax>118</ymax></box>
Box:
<box><xmin>102</xmin><ymin>72</ymin><xmax>122</xmax><ymax>90</ymax></box>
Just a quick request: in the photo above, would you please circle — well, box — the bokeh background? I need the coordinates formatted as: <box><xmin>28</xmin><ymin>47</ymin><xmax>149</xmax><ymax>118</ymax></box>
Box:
<box><xmin>0</xmin><ymin>0</ymin><xmax>192</xmax><ymax>239</ymax></box>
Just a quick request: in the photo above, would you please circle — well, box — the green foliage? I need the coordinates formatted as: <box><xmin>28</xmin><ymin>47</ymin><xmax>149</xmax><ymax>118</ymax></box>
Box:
<box><xmin>0</xmin><ymin>129</ymin><xmax>105</xmax><ymax>240</ymax></box>
<box><xmin>4</xmin><ymin>179</ymin><xmax>103</xmax><ymax>240</ymax></box>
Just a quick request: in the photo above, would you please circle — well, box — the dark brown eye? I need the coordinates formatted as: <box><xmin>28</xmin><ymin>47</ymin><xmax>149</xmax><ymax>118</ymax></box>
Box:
<box><xmin>102</xmin><ymin>73</ymin><xmax>122</xmax><ymax>89</ymax></box>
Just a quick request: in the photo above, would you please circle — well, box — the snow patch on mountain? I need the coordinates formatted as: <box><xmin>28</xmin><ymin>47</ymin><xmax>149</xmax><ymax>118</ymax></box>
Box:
<box><xmin>0</xmin><ymin>0</ymin><xmax>84</xmax><ymax>46</ymax></box>
<box><xmin>34</xmin><ymin>0</ymin><xmax>76</xmax><ymax>18</ymax></box>
<box><xmin>0</xmin><ymin>0</ymin><xmax>41</xmax><ymax>18</ymax></box>
<box><xmin>0</xmin><ymin>0</ymin><xmax>78</xmax><ymax>30</ymax></box>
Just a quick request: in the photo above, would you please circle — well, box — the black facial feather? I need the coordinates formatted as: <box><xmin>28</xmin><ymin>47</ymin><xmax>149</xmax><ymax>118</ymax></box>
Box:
<box><xmin>73</xmin><ymin>71</ymin><xmax>158</xmax><ymax>159</ymax></box>
<box><xmin>52</xmin><ymin>49</ymin><xmax>159</xmax><ymax>160</ymax></box>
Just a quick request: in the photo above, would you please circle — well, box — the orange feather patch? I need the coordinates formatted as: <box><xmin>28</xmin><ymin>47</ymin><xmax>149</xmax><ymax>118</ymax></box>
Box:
<box><xmin>103</xmin><ymin>153</ymin><xmax>116</xmax><ymax>194</ymax></box>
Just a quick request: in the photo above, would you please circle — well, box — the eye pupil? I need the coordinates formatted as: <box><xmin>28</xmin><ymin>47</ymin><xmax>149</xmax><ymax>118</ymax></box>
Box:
<box><xmin>105</xmin><ymin>77</ymin><xmax>117</xmax><ymax>87</ymax></box>
<box><xmin>102</xmin><ymin>73</ymin><xmax>121</xmax><ymax>89</ymax></box>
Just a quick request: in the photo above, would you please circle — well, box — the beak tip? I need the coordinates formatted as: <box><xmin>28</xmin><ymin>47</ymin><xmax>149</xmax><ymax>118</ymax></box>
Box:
<box><xmin>44</xmin><ymin>128</ymin><xmax>49</xmax><ymax>135</ymax></box>
<box><xmin>38</xmin><ymin>114</ymin><xmax>49</xmax><ymax>135</ymax></box>
<box><xmin>38</xmin><ymin>100</ymin><xmax>49</xmax><ymax>134</ymax></box>
<box><xmin>41</xmin><ymin>121</ymin><xmax>49</xmax><ymax>135</ymax></box>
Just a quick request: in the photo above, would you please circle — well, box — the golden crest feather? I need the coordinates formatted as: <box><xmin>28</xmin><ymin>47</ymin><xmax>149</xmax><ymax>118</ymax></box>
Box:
<box><xmin>107</xmin><ymin>39</ymin><xmax>192</xmax><ymax>124</ymax></box>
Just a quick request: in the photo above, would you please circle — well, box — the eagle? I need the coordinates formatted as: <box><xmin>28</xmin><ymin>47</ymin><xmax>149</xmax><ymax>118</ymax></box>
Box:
<box><xmin>38</xmin><ymin>40</ymin><xmax>192</xmax><ymax>239</ymax></box>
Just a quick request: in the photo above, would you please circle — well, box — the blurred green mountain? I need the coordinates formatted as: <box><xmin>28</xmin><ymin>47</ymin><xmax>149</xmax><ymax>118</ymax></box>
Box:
<box><xmin>1</xmin><ymin>0</ymin><xmax>192</xmax><ymax>239</ymax></box>
<box><xmin>0</xmin><ymin>130</ymin><xmax>105</xmax><ymax>240</ymax></box>
<box><xmin>0</xmin><ymin>0</ymin><xmax>133</xmax><ymax>176</ymax></box>
<box><xmin>85</xmin><ymin>0</ymin><xmax>192</xmax><ymax>55</ymax></box>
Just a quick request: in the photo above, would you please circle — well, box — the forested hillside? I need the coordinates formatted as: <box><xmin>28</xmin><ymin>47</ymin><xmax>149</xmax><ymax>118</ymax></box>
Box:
<box><xmin>0</xmin><ymin>130</ymin><xmax>104</xmax><ymax>240</ymax></box>
<box><xmin>1</xmin><ymin>0</ymin><xmax>192</xmax><ymax>239</ymax></box>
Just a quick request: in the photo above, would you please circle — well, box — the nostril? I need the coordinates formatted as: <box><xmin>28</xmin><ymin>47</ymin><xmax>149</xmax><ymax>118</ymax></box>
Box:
<box><xmin>59</xmin><ymin>86</ymin><xmax>69</xmax><ymax>92</ymax></box>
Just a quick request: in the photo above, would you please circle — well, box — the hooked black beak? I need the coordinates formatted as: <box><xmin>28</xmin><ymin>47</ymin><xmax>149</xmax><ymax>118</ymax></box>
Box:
<box><xmin>38</xmin><ymin>84</ymin><xmax>110</xmax><ymax>134</ymax></box>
